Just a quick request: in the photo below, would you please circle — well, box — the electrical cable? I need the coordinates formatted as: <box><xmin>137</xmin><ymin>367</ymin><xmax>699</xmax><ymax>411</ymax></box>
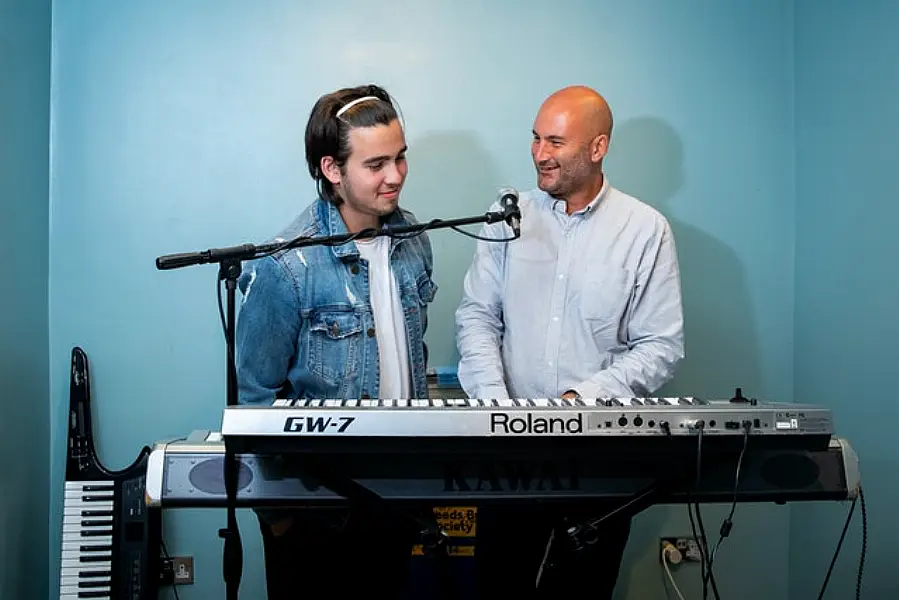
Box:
<box><xmin>685</xmin><ymin>422</ymin><xmax>721</xmax><ymax>600</ymax></box>
<box><xmin>160</xmin><ymin>539</ymin><xmax>182</xmax><ymax>600</ymax></box>
<box><xmin>662</xmin><ymin>541</ymin><xmax>688</xmax><ymax>600</ymax></box>
<box><xmin>703</xmin><ymin>422</ymin><xmax>751</xmax><ymax>593</ymax></box>
<box><xmin>815</xmin><ymin>483</ymin><xmax>866</xmax><ymax>599</ymax></box>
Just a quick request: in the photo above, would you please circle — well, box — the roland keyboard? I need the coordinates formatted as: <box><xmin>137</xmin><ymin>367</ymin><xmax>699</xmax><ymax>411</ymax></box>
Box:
<box><xmin>145</xmin><ymin>430</ymin><xmax>860</xmax><ymax>509</ymax></box>
<box><xmin>219</xmin><ymin>396</ymin><xmax>835</xmax><ymax>455</ymax></box>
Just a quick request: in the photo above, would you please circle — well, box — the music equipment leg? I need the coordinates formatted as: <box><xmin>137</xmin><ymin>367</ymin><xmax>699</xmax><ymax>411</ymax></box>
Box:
<box><xmin>218</xmin><ymin>448</ymin><xmax>242</xmax><ymax>600</ymax></box>
<box><xmin>217</xmin><ymin>259</ymin><xmax>244</xmax><ymax>600</ymax></box>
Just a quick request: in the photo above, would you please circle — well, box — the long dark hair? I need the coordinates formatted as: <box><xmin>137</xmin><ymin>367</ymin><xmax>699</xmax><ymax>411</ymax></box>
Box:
<box><xmin>304</xmin><ymin>84</ymin><xmax>401</xmax><ymax>205</ymax></box>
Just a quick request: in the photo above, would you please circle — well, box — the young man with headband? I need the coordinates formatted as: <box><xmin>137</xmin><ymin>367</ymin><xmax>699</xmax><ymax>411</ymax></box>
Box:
<box><xmin>235</xmin><ymin>84</ymin><xmax>438</xmax><ymax>597</ymax></box>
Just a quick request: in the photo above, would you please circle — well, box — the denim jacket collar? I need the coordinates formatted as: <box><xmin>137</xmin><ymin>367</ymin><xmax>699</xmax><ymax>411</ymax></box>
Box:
<box><xmin>316</xmin><ymin>197</ymin><xmax>412</xmax><ymax>261</ymax></box>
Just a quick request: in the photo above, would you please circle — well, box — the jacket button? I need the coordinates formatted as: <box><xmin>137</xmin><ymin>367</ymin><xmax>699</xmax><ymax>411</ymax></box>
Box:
<box><xmin>350</xmin><ymin>264</ymin><xmax>360</xmax><ymax>275</ymax></box>
<box><xmin>367</xmin><ymin>327</ymin><xmax>375</xmax><ymax>337</ymax></box>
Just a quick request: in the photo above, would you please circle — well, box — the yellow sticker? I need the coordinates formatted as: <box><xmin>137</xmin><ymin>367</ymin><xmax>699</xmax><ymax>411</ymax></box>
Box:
<box><xmin>412</xmin><ymin>544</ymin><xmax>475</xmax><ymax>557</ymax></box>
<box><xmin>432</xmin><ymin>506</ymin><xmax>477</xmax><ymax>537</ymax></box>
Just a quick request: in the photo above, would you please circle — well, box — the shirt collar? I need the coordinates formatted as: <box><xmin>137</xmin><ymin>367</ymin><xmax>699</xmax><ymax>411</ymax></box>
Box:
<box><xmin>548</xmin><ymin>176</ymin><xmax>611</xmax><ymax>216</ymax></box>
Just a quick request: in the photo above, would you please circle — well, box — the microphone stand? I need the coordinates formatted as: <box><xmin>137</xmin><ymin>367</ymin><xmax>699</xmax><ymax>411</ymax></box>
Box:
<box><xmin>154</xmin><ymin>205</ymin><xmax>518</xmax><ymax>600</ymax></box>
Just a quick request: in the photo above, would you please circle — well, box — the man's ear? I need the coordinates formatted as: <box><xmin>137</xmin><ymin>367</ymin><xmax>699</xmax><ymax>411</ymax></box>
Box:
<box><xmin>321</xmin><ymin>156</ymin><xmax>342</xmax><ymax>185</ymax></box>
<box><xmin>591</xmin><ymin>134</ymin><xmax>609</xmax><ymax>163</ymax></box>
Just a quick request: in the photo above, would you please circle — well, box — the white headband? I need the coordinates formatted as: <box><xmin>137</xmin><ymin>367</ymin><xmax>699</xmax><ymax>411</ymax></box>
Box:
<box><xmin>336</xmin><ymin>95</ymin><xmax>380</xmax><ymax>118</ymax></box>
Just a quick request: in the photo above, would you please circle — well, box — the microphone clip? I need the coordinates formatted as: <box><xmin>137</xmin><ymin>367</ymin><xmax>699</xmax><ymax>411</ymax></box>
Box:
<box><xmin>498</xmin><ymin>187</ymin><xmax>522</xmax><ymax>237</ymax></box>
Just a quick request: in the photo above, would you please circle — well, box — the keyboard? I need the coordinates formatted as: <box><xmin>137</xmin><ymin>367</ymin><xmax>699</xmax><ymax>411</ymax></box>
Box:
<box><xmin>145</xmin><ymin>430</ymin><xmax>860</xmax><ymax>509</ymax></box>
<box><xmin>219</xmin><ymin>396</ymin><xmax>835</xmax><ymax>455</ymax></box>
<box><xmin>61</xmin><ymin>477</ymin><xmax>151</xmax><ymax>599</ymax></box>
<box><xmin>59</xmin><ymin>347</ymin><xmax>160</xmax><ymax>600</ymax></box>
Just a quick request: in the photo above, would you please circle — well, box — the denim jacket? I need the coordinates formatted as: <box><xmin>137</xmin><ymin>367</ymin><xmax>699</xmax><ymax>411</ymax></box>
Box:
<box><xmin>235</xmin><ymin>197</ymin><xmax>437</xmax><ymax>406</ymax></box>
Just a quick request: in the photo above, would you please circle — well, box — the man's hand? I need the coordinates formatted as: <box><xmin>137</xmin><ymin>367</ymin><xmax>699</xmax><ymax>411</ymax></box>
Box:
<box><xmin>561</xmin><ymin>389</ymin><xmax>580</xmax><ymax>400</ymax></box>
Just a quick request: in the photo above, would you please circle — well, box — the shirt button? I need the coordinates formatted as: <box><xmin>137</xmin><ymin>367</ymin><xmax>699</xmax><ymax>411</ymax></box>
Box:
<box><xmin>367</xmin><ymin>327</ymin><xmax>376</xmax><ymax>337</ymax></box>
<box><xmin>553</xmin><ymin>316</ymin><xmax>560</xmax><ymax>322</ymax></box>
<box><xmin>558</xmin><ymin>274</ymin><xmax>564</xmax><ymax>280</ymax></box>
<box><xmin>548</xmin><ymin>361</ymin><xmax>553</xmax><ymax>367</ymax></box>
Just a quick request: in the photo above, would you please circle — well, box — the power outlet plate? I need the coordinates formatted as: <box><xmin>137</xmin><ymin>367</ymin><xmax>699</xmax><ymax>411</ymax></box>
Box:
<box><xmin>172</xmin><ymin>556</ymin><xmax>195</xmax><ymax>585</ymax></box>
<box><xmin>660</xmin><ymin>537</ymin><xmax>704</xmax><ymax>563</ymax></box>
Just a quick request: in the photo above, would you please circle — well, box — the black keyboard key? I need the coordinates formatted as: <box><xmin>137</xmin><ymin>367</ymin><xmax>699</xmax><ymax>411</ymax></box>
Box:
<box><xmin>80</xmin><ymin>554</ymin><xmax>113</xmax><ymax>562</ymax></box>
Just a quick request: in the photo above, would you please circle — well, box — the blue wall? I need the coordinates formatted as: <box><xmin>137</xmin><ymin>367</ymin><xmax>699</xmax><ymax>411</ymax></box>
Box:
<box><xmin>0</xmin><ymin>1</ymin><xmax>50</xmax><ymax>599</ymax></box>
<box><xmin>47</xmin><ymin>1</ymin><xmax>799</xmax><ymax>598</ymax></box>
<box><xmin>35</xmin><ymin>0</ymin><xmax>881</xmax><ymax>598</ymax></box>
<box><xmin>791</xmin><ymin>0</ymin><xmax>897</xmax><ymax>597</ymax></box>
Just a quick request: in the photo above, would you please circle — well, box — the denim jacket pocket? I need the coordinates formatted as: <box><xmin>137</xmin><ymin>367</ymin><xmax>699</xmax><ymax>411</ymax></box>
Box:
<box><xmin>415</xmin><ymin>274</ymin><xmax>438</xmax><ymax>305</ymax></box>
<box><xmin>307</xmin><ymin>309</ymin><xmax>363</xmax><ymax>386</ymax></box>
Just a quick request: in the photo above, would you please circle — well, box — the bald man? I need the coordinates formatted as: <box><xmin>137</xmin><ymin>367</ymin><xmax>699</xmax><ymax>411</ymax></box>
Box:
<box><xmin>455</xmin><ymin>86</ymin><xmax>685</xmax><ymax>597</ymax></box>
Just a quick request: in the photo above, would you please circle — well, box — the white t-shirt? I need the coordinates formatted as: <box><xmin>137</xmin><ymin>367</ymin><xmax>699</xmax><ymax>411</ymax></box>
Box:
<box><xmin>355</xmin><ymin>236</ymin><xmax>411</xmax><ymax>399</ymax></box>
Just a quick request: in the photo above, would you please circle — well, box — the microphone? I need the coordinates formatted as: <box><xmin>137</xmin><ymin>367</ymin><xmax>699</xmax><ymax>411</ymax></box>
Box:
<box><xmin>498</xmin><ymin>187</ymin><xmax>521</xmax><ymax>237</ymax></box>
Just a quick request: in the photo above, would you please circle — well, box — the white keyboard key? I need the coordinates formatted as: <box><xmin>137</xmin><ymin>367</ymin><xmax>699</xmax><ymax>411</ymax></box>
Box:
<box><xmin>64</xmin><ymin>487</ymin><xmax>113</xmax><ymax>498</ymax></box>
<box><xmin>64</xmin><ymin>502</ymin><xmax>113</xmax><ymax>515</ymax></box>
<box><xmin>63</xmin><ymin>523</ymin><xmax>112</xmax><ymax>535</ymax></box>
<box><xmin>60</xmin><ymin>558</ymin><xmax>112</xmax><ymax>570</ymax></box>
<box><xmin>59</xmin><ymin>577</ymin><xmax>110</xmax><ymax>589</ymax></box>
<box><xmin>61</xmin><ymin>548</ymin><xmax>112</xmax><ymax>561</ymax></box>
<box><xmin>59</xmin><ymin>563</ymin><xmax>111</xmax><ymax>575</ymax></box>
<box><xmin>61</xmin><ymin>541</ymin><xmax>111</xmax><ymax>552</ymax></box>
<box><xmin>62</xmin><ymin>513</ymin><xmax>112</xmax><ymax>526</ymax></box>
<box><xmin>60</xmin><ymin>587</ymin><xmax>111</xmax><ymax>596</ymax></box>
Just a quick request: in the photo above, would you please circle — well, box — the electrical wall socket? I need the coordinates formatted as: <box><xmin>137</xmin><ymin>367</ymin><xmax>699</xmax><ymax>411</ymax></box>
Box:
<box><xmin>172</xmin><ymin>556</ymin><xmax>194</xmax><ymax>585</ymax></box>
<box><xmin>660</xmin><ymin>537</ymin><xmax>704</xmax><ymax>563</ymax></box>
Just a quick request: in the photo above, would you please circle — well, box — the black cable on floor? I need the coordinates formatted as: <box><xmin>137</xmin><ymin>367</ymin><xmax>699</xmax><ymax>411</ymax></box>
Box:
<box><xmin>816</xmin><ymin>483</ymin><xmax>866</xmax><ymax>599</ymax></box>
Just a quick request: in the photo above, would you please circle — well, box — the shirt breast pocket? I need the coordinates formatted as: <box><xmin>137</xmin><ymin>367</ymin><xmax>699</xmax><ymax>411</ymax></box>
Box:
<box><xmin>580</xmin><ymin>267</ymin><xmax>635</xmax><ymax>327</ymax></box>
<box><xmin>307</xmin><ymin>309</ymin><xmax>363</xmax><ymax>385</ymax></box>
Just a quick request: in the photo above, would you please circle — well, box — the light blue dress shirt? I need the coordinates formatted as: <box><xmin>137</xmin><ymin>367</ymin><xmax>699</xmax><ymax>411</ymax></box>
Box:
<box><xmin>454</xmin><ymin>179</ymin><xmax>685</xmax><ymax>400</ymax></box>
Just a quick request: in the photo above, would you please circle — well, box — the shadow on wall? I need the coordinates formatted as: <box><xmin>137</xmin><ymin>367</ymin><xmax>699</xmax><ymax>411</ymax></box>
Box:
<box><xmin>603</xmin><ymin>117</ymin><xmax>762</xmax><ymax>599</ymax></box>
<box><xmin>400</xmin><ymin>130</ymin><xmax>505</xmax><ymax>369</ymax></box>
<box><xmin>605</xmin><ymin>116</ymin><xmax>762</xmax><ymax>401</ymax></box>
